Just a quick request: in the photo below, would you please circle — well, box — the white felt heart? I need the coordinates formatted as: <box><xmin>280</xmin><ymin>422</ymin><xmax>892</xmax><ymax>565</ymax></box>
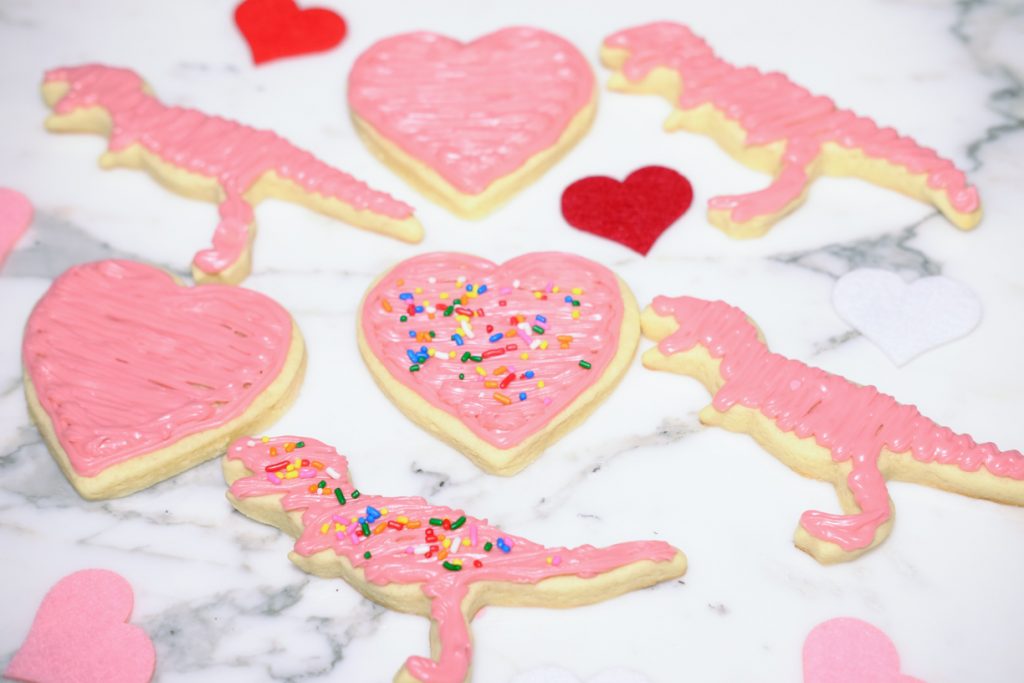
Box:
<box><xmin>832</xmin><ymin>269</ymin><xmax>982</xmax><ymax>366</ymax></box>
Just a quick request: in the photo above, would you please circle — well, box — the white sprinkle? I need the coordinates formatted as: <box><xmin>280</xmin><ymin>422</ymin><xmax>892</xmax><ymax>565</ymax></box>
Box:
<box><xmin>326</xmin><ymin>467</ymin><xmax>341</xmax><ymax>479</ymax></box>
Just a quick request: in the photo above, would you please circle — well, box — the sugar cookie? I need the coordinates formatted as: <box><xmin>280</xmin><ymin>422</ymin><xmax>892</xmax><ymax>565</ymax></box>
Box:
<box><xmin>349</xmin><ymin>28</ymin><xmax>596</xmax><ymax>218</ymax></box>
<box><xmin>23</xmin><ymin>260</ymin><xmax>306</xmax><ymax>499</ymax></box>
<box><xmin>641</xmin><ymin>295</ymin><xmax>1023</xmax><ymax>563</ymax></box>
<box><xmin>601</xmin><ymin>23</ymin><xmax>981</xmax><ymax>237</ymax></box>
<box><xmin>358</xmin><ymin>252</ymin><xmax>639</xmax><ymax>475</ymax></box>
<box><xmin>42</xmin><ymin>65</ymin><xmax>422</xmax><ymax>285</ymax></box>
<box><xmin>224</xmin><ymin>435</ymin><xmax>686</xmax><ymax>683</ymax></box>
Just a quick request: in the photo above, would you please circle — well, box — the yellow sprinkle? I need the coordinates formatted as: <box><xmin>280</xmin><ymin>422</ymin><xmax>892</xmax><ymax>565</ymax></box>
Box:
<box><xmin>261</xmin><ymin>436</ymin><xmax>269</xmax><ymax>442</ymax></box>
<box><xmin>572</xmin><ymin>287</ymin><xmax>583</xmax><ymax>295</ymax></box>
<box><xmin>552</xmin><ymin>286</ymin><xmax>560</xmax><ymax>293</ymax></box>
<box><xmin>443</xmin><ymin>538</ymin><xmax>452</xmax><ymax>548</ymax></box>
<box><xmin>453</xmin><ymin>558</ymin><xmax>463</xmax><ymax>567</ymax></box>
<box><xmin>285</xmin><ymin>471</ymin><xmax>298</xmax><ymax>479</ymax></box>
<box><xmin>520</xmin><ymin>353</ymin><xmax>529</xmax><ymax>360</ymax></box>
<box><xmin>466</xmin><ymin>291</ymin><xmax>478</xmax><ymax>299</ymax></box>
<box><xmin>440</xmin><ymin>292</ymin><xmax>449</xmax><ymax>299</ymax></box>
<box><xmin>275</xmin><ymin>472</ymin><xmax>284</xmax><ymax>479</ymax></box>
<box><xmin>320</xmin><ymin>522</ymin><xmax>330</xmax><ymax>534</ymax></box>
<box><xmin>423</xmin><ymin>300</ymin><xmax>431</xmax><ymax>307</ymax></box>
<box><xmin>428</xmin><ymin>348</ymin><xmax>436</xmax><ymax>357</ymax></box>
<box><xmin>414</xmin><ymin>287</ymin><xmax>422</xmax><ymax>294</ymax></box>
<box><xmin>397</xmin><ymin>516</ymin><xmax>409</xmax><ymax>524</ymax></box>
<box><xmin>449</xmin><ymin>351</ymin><xmax>457</xmax><ymax>359</ymax></box>
<box><xmin>476</xmin><ymin>366</ymin><xmax>487</xmax><ymax>376</ymax></box>
<box><xmin>456</xmin><ymin>314</ymin><xmax>469</xmax><ymax>322</ymax></box>
<box><xmin>462</xmin><ymin>538</ymin><xmax>471</xmax><ymax>546</ymax></box>
<box><xmin>335</xmin><ymin>523</ymin><xmax>345</xmax><ymax>532</ymax></box>
<box><xmin>381</xmin><ymin>508</ymin><xmax>389</xmax><ymax>515</ymax></box>
<box><xmin>539</xmin><ymin>341</ymin><xmax>548</xmax><ymax>350</ymax></box>
<box><xmin>538</xmin><ymin>381</ymin><xmax>545</xmax><ymax>389</ymax></box>
<box><xmin>572</xmin><ymin>310</ymin><xmax>580</xmax><ymax>320</ymax></box>
<box><xmin>351</xmin><ymin>516</ymin><xmax>358</xmax><ymax>523</ymax></box>
<box><xmin>546</xmin><ymin>556</ymin><xmax>552</xmax><ymax>564</ymax></box>
<box><xmin>533</xmin><ymin>291</ymin><xmax>543</xmax><ymax>299</ymax></box>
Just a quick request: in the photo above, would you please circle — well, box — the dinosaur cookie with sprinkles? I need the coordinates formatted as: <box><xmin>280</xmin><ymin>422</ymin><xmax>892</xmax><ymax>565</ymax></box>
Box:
<box><xmin>358</xmin><ymin>252</ymin><xmax>639</xmax><ymax>475</ymax></box>
<box><xmin>42</xmin><ymin>65</ymin><xmax>422</xmax><ymax>285</ymax></box>
<box><xmin>601</xmin><ymin>23</ymin><xmax>982</xmax><ymax>237</ymax></box>
<box><xmin>224</xmin><ymin>435</ymin><xmax>686</xmax><ymax>683</ymax></box>
<box><xmin>641</xmin><ymin>295</ymin><xmax>1023</xmax><ymax>563</ymax></box>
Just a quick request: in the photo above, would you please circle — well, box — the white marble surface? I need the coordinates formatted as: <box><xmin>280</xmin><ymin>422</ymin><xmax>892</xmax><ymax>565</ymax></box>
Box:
<box><xmin>1</xmin><ymin>0</ymin><xmax>1023</xmax><ymax>681</ymax></box>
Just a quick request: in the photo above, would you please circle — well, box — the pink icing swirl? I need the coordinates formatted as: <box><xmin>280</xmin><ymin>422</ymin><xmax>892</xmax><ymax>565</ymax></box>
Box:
<box><xmin>43</xmin><ymin>65</ymin><xmax>414</xmax><ymax>275</ymax></box>
<box><xmin>228</xmin><ymin>436</ymin><xmax>680</xmax><ymax>683</ymax></box>
<box><xmin>23</xmin><ymin>260</ymin><xmax>294</xmax><ymax>477</ymax></box>
<box><xmin>651</xmin><ymin>295</ymin><xmax>1023</xmax><ymax>551</ymax></box>
<box><xmin>604</xmin><ymin>23</ymin><xmax>980</xmax><ymax>223</ymax></box>
<box><xmin>348</xmin><ymin>28</ymin><xmax>595</xmax><ymax>194</ymax></box>
<box><xmin>360</xmin><ymin>252</ymin><xmax>625</xmax><ymax>450</ymax></box>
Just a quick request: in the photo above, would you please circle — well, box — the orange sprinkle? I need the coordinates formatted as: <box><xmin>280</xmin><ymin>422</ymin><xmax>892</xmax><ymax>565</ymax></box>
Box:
<box><xmin>269</xmin><ymin>446</ymin><xmax>277</xmax><ymax>457</ymax></box>
<box><xmin>557</xmin><ymin>335</ymin><xmax>573</xmax><ymax>343</ymax></box>
<box><xmin>484</xmin><ymin>381</ymin><xmax>499</xmax><ymax>388</ymax></box>
<box><xmin>308</xmin><ymin>485</ymin><xmax>317</xmax><ymax>493</ymax></box>
<box><xmin>438</xmin><ymin>549</ymin><xmax>449</xmax><ymax>561</ymax></box>
<box><xmin>396</xmin><ymin>278</ymin><xmax>405</xmax><ymax>286</ymax></box>
<box><xmin>374</xmin><ymin>522</ymin><xmax>388</xmax><ymax>535</ymax></box>
<box><xmin>311</xmin><ymin>461</ymin><xmax>324</xmax><ymax>469</ymax></box>
<box><xmin>406</xmin><ymin>520</ymin><xmax>422</xmax><ymax>529</ymax></box>
<box><xmin>382</xmin><ymin>298</ymin><xmax>393</xmax><ymax>313</ymax></box>
<box><xmin>284</xmin><ymin>442</ymin><xmax>295</xmax><ymax>453</ymax></box>
<box><xmin>493</xmin><ymin>366</ymin><xmax>508</xmax><ymax>375</ymax></box>
<box><xmin>494</xmin><ymin>392</ymin><xmax>512</xmax><ymax>405</ymax></box>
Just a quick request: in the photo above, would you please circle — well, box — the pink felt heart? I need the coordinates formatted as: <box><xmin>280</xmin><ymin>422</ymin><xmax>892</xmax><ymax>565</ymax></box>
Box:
<box><xmin>348</xmin><ymin>28</ymin><xmax>595</xmax><ymax>195</ymax></box>
<box><xmin>0</xmin><ymin>187</ymin><xmax>33</xmax><ymax>267</ymax></box>
<box><xmin>5</xmin><ymin>569</ymin><xmax>155</xmax><ymax>683</ymax></box>
<box><xmin>359</xmin><ymin>252</ymin><xmax>634</xmax><ymax>469</ymax></box>
<box><xmin>23</xmin><ymin>260</ymin><xmax>296</xmax><ymax>482</ymax></box>
<box><xmin>803</xmin><ymin>618</ymin><xmax>924</xmax><ymax>683</ymax></box>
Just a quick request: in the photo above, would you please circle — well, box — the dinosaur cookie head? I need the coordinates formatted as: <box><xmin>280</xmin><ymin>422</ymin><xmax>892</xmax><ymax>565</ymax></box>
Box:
<box><xmin>43</xmin><ymin>65</ymin><xmax>146</xmax><ymax>115</ymax></box>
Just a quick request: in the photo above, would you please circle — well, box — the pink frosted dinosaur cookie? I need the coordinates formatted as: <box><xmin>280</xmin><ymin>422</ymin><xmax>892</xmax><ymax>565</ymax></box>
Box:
<box><xmin>224</xmin><ymin>435</ymin><xmax>686</xmax><ymax>683</ymax></box>
<box><xmin>349</xmin><ymin>28</ymin><xmax>596</xmax><ymax>218</ymax></box>
<box><xmin>601</xmin><ymin>22</ymin><xmax>982</xmax><ymax>237</ymax></box>
<box><xmin>23</xmin><ymin>260</ymin><xmax>306</xmax><ymax>499</ymax></box>
<box><xmin>641</xmin><ymin>295</ymin><xmax>1023</xmax><ymax>563</ymax></box>
<box><xmin>358</xmin><ymin>252</ymin><xmax>639</xmax><ymax>475</ymax></box>
<box><xmin>42</xmin><ymin>65</ymin><xmax>422</xmax><ymax>285</ymax></box>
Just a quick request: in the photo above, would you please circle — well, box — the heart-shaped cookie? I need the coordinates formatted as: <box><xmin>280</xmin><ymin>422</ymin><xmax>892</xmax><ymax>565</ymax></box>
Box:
<box><xmin>349</xmin><ymin>28</ymin><xmax>596</xmax><ymax>218</ymax></box>
<box><xmin>0</xmin><ymin>187</ymin><xmax>32</xmax><ymax>267</ymax></box>
<box><xmin>23</xmin><ymin>260</ymin><xmax>306</xmax><ymax>499</ymax></box>
<box><xmin>803</xmin><ymin>618</ymin><xmax>923</xmax><ymax>683</ymax></box>
<box><xmin>561</xmin><ymin>166</ymin><xmax>693</xmax><ymax>255</ymax></box>
<box><xmin>832</xmin><ymin>269</ymin><xmax>982</xmax><ymax>366</ymax></box>
<box><xmin>234</xmin><ymin>0</ymin><xmax>347</xmax><ymax>65</ymax></box>
<box><xmin>5</xmin><ymin>570</ymin><xmax>155</xmax><ymax>683</ymax></box>
<box><xmin>358</xmin><ymin>252</ymin><xmax>638</xmax><ymax>474</ymax></box>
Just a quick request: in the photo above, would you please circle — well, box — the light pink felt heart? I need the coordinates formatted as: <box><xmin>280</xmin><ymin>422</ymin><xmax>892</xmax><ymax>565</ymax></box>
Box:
<box><xmin>23</xmin><ymin>260</ymin><xmax>298</xmax><ymax>494</ymax></box>
<box><xmin>804</xmin><ymin>618</ymin><xmax>924</xmax><ymax>683</ymax></box>
<box><xmin>348</xmin><ymin>28</ymin><xmax>595</xmax><ymax>195</ymax></box>
<box><xmin>359</xmin><ymin>252</ymin><xmax>636</xmax><ymax>473</ymax></box>
<box><xmin>5</xmin><ymin>569</ymin><xmax>155</xmax><ymax>683</ymax></box>
<box><xmin>0</xmin><ymin>187</ymin><xmax>33</xmax><ymax>267</ymax></box>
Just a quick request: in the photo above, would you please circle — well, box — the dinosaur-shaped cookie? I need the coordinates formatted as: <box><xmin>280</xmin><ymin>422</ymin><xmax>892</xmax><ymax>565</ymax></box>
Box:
<box><xmin>224</xmin><ymin>436</ymin><xmax>686</xmax><ymax>682</ymax></box>
<box><xmin>42</xmin><ymin>65</ymin><xmax>423</xmax><ymax>285</ymax></box>
<box><xmin>641</xmin><ymin>295</ymin><xmax>1023</xmax><ymax>563</ymax></box>
<box><xmin>601</xmin><ymin>23</ymin><xmax>982</xmax><ymax>237</ymax></box>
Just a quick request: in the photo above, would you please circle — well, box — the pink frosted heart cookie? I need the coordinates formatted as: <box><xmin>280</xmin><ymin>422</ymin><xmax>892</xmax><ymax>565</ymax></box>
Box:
<box><xmin>804</xmin><ymin>618</ymin><xmax>923</xmax><ymax>683</ymax></box>
<box><xmin>349</xmin><ymin>28</ymin><xmax>596</xmax><ymax>218</ymax></box>
<box><xmin>358</xmin><ymin>252</ymin><xmax>639</xmax><ymax>474</ymax></box>
<box><xmin>22</xmin><ymin>260</ymin><xmax>306</xmax><ymax>499</ymax></box>
<box><xmin>0</xmin><ymin>188</ymin><xmax>33</xmax><ymax>267</ymax></box>
<box><xmin>5</xmin><ymin>570</ymin><xmax>155</xmax><ymax>683</ymax></box>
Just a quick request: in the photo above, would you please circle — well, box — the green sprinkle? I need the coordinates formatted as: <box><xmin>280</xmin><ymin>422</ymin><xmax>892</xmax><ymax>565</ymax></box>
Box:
<box><xmin>400</xmin><ymin>314</ymin><xmax>408</xmax><ymax>322</ymax></box>
<box><xmin>429</xmin><ymin>518</ymin><xmax>444</xmax><ymax>526</ymax></box>
<box><xmin>409</xmin><ymin>364</ymin><xmax>420</xmax><ymax>372</ymax></box>
<box><xmin>442</xmin><ymin>561</ymin><xmax>462</xmax><ymax>571</ymax></box>
<box><xmin>429</xmin><ymin>330</ymin><xmax>436</xmax><ymax>338</ymax></box>
<box><xmin>484</xmin><ymin>542</ymin><xmax>493</xmax><ymax>552</ymax></box>
<box><xmin>454</xmin><ymin>298</ymin><xmax>462</xmax><ymax>305</ymax></box>
<box><xmin>296</xmin><ymin>441</ymin><xmax>305</xmax><ymax>448</ymax></box>
<box><xmin>363</xmin><ymin>551</ymin><xmax>371</xmax><ymax>560</ymax></box>
<box><xmin>361</xmin><ymin>522</ymin><xmax>371</xmax><ymax>536</ymax></box>
<box><xmin>334</xmin><ymin>488</ymin><xmax>346</xmax><ymax>505</ymax></box>
<box><xmin>351</xmin><ymin>490</ymin><xmax>361</xmax><ymax>499</ymax></box>
<box><xmin>572</xmin><ymin>300</ymin><xmax>580</xmax><ymax>307</ymax></box>
<box><xmin>450</xmin><ymin>515</ymin><xmax>467</xmax><ymax>531</ymax></box>
<box><xmin>532</xmin><ymin>325</ymin><xmax>545</xmax><ymax>335</ymax></box>
<box><xmin>317</xmin><ymin>480</ymin><xmax>326</xmax><ymax>489</ymax></box>
<box><xmin>458</xmin><ymin>373</ymin><xmax>465</xmax><ymax>380</ymax></box>
<box><xmin>444</xmin><ymin>306</ymin><xmax>454</xmax><ymax>317</ymax></box>
<box><xmin>579</xmin><ymin>360</ymin><xmax>592</xmax><ymax>370</ymax></box>
<box><xmin>470</xmin><ymin>355</ymin><xmax>482</xmax><ymax>362</ymax></box>
<box><xmin>461</xmin><ymin>351</ymin><xmax>471</xmax><ymax>362</ymax></box>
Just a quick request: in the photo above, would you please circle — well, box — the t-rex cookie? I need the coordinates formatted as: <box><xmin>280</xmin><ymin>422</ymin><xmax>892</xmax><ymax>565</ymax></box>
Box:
<box><xmin>349</xmin><ymin>28</ymin><xmax>596</xmax><ymax>219</ymax></box>
<box><xmin>641</xmin><ymin>295</ymin><xmax>1023</xmax><ymax>563</ymax></box>
<box><xmin>358</xmin><ymin>252</ymin><xmax>639</xmax><ymax>475</ymax></box>
<box><xmin>601</xmin><ymin>22</ymin><xmax>982</xmax><ymax>238</ymax></box>
<box><xmin>23</xmin><ymin>260</ymin><xmax>306</xmax><ymax>499</ymax></box>
<box><xmin>224</xmin><ymin>435</ymin><xmax>686</xmax><ymax>683</ymax></box>
<box><xmin>42</xmin><ymin>65</ymin><xmax>422</xmax><ymax>285</ymax></box>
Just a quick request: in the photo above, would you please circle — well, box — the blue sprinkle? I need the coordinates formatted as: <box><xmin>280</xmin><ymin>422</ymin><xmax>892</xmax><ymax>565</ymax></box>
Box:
<box><xmin>406</xmin><ymin>349</ymin><xmax>419</xmax><ymax>363</ymax></box>
<box><xmin>524</xmin><ymin>370</ymin><xmax>535</xmax><ymax>379</ymax></box>
<box><xmin>535</xmin><ymin>315</ymin><xmax>547</xmax><ymax>323</ymax></box>
<box><xmin>488</xmin><ymin>333</ymin><xmax>503</xmax><ymax>343</ymax></box>
<box><xmin>453</xmin><ymin>334</ymin><xmax>464</xmax><ymax>346</ymax></box>
<box><xmin>465</xmin><ymin>284</ymin><xmax>474</xmax><ymax>292</ymax></box>
<box><xmin>408</xmin><ymin>330</ymin><xmax>416</xmax><ymax>338</ymax></box>
<box><xmin>415</xmin><ymin>305</ymin><xmax>424</xmax><ymax>313</ymax></box>
<box><xmin>420</xmin><ymin>346</ymin><xmax>428</xmax><ymax>353</ymax></box>
<box><xmin>367</xmin><ymin>506</ymin><xmax>380</xmax><ymax>517</ymax></box>
<box><xmin>564</xmin><ymin>295</ymin><xmax>573</xmax><ymax>303</ymax></box>
<box><xmin>477</xmin><ymin>285</ymin><xmax>488</xmax><ymax>294</ymax></box>
<box><xmin>358</xmin><ymin>516</ymin><xmax>367</xmax><ymax>524</ymax></box>
<box><xmin>399</xmin><ymin>293</ymin><xmax>413</xmax><ymax>300</ymax></box>
<box><xmin>519</xmin><ymin>392</ymin><xmax>527</xmax><ymax>401</ymax></box>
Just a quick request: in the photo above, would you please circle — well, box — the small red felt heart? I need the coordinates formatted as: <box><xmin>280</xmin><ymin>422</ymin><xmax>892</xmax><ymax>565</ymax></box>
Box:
<box><xmin>234</xmin><ymin>0</ymin><xmax>346</xmax><ymax>66</ymax></box>
<box><xmin>561</xmin><ymin>166</ymin><xmax>693</xmax><ymax>255</ymax></box>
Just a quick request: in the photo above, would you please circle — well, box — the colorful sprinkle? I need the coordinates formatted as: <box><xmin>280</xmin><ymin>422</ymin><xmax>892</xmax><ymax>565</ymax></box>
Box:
<box><xmin>579</xmin><ymin>360</ymin><xmax>592</xmax><ymax>370</ymax></box>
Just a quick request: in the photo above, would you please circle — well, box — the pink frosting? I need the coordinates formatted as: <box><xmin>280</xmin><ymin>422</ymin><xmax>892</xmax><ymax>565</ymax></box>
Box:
<box><xmin>0</xmin><ymin>188</ymin><xmax>32</xmax><ymax>267</ymax></box>
<box><xmin>604</xmin><ymin>23</ymin><xmax>980</xmax><ymax>224</ymax></box>
<box><xmin>228</xmin><ymin>435</ymin><xmax>680</xmax><ymax>683</ymax></box>
<box><xmin>360</xmin><ymin>252</ymin><xmax>625</xmax><ymax>451</ymax></box>
<box><xmin>43</xmin><ymin>65</ymin><xmax>415</xmax><ymax>276</ymax></box>
<box><xmin>348</xmin><ymin>28</ymin><xmax>594</xmax><ymax>194</ymax></box>
<box><xmin>23</xmin><ymin>260</ymin><xmax>294</xmax><ymax>477</ymax></box>
<box><xmin>651</xmin><ymin>295</ymin><xmax>1023</xmax><ymax>552</ymax></box>
<box><xmin>804</xmin><ymin>618</ymin><xmax>924</xmax><ymax>683</ymax></box>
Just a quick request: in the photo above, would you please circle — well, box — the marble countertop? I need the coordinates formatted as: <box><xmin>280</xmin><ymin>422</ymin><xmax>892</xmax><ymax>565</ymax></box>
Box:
<box><xmin>2</xmin><ymin>0</ymin><xmax>1023</xmax><ymax>681</ymax></box>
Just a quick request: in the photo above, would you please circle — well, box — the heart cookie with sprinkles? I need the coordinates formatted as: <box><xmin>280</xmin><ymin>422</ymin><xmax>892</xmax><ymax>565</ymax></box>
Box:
<box><xmin>22</xmin><ymin>260</ymin><xmax>306</xmax><ymax>499</ymax></box>
<box><xmin>358</xmin><ymin>252</ymin><xmax>639</xmax><ymax>474</ymax></box>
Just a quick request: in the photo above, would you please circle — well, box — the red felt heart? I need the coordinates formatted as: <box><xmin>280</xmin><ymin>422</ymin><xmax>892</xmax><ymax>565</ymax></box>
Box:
<box><xmin>561</xmin><ymin>166</ymin><xmax>693</xmax><ymax>255</ymax></box>
<box><xmin>234</xmin><ymin>0</ymin><xmax>346</xmax><ymax>66</ymax></box>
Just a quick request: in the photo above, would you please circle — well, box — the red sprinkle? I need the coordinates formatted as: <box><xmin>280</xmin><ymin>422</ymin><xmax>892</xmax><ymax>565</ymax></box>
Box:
<box><xmin>499</xmin><ymin>300</ymin><xmax>507</xmax><ymax>306</ymax></box>
<box><xmin>476</xmin><ymin>308</ymin><xmax>485</xmax><ymax>317</ymax></box>
<box><xmin>486</xmin><ymin>324</ymin><xmax>494</xmax><ymax>333</ymax></box>
<box><xmin>455</xmin><ymin>307</ymin><xmax>473</xmax><ymax>316</ymax></box>
<box><xmin>505</xmin><ymin>344</ymin><xmax>518</xmax><ymax>351</ymax></box>
<box><xmin>407</xmin><ymin>304</ymin><xmax>416</xmax><ymax>315</ymax></box>
<box><xmin>387</xmin><ymin>521</ymin><xmax>404</xmax><ymax>530</ymax></box>
<box><xmin>481</xmin><ymin>348</ymin><xmax>505</xmax><ymax>359</ymax></box>
<box><xmin>301</xmin><ymin>459</ymin><xmax>310</xmax><ymax>467</ymax></box>
<box><xmin>473</xmin><ymin>560</ymin><xmax>483</xmax><ymax>568</ymax></box>
<box><xmin>264</xmin><ymin>460</ymin><xmax>289</xmax><ymax>473</ymax></box>
<box><xmin>508</xmin><ymin>316</ymin><xmax>518</xmax><ymax>326</ymax></box>
<box><xmin>442</xmin><ymin>519</ymin><xmax>452</xmax><ymax>530</ymax></box>
<box><xmin>499</xmin><ymin>372</ymin><xmax>515</xmax><ymax>389</ymax></box>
